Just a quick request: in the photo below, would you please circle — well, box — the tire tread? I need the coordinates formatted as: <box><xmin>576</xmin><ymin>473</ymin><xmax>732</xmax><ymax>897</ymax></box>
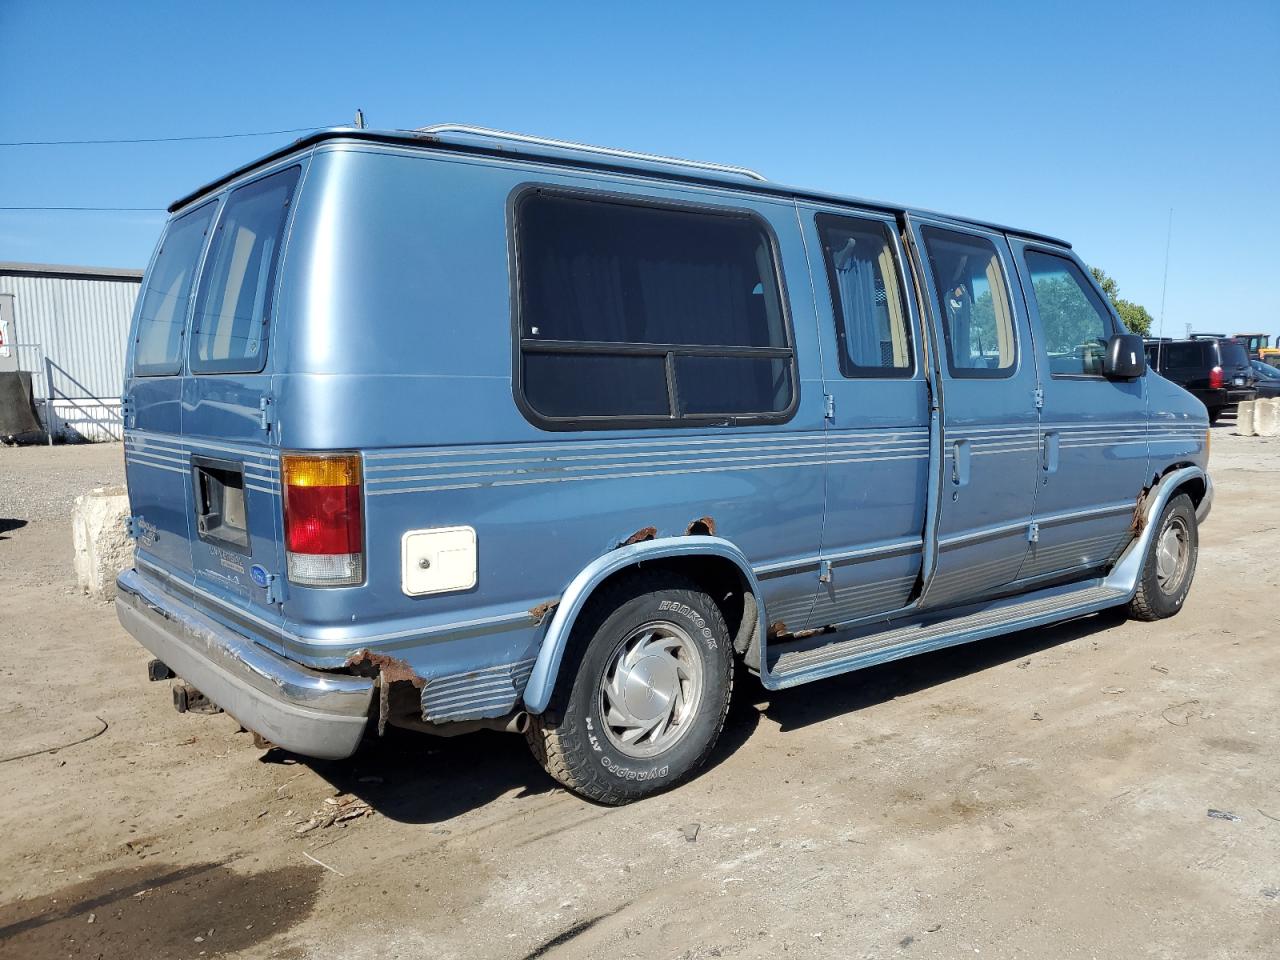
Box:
<box><xmin>525</xmin><ymin>572</ymin><xmax>733</xmax><ymax>804</ymax></box>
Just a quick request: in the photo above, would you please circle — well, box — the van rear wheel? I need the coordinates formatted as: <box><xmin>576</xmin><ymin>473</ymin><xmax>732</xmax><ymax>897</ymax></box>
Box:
<box><xmin>525</xmin><ymin>573</ymin><xmax>733</xmax><ymax>804</ymax></box>
<box><xmin>1128</xmin><ymin>493</ymin><xmax>1198</xmax><ymax>621</ymax></box>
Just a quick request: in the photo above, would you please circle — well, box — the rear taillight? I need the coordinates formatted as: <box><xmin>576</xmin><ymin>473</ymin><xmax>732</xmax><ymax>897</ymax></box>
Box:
<box><xmin>1209</xmin><ymin>366</ymin><xmax>1224</xmax><ymax>389</ymax></box>
<box><xmin>282</xmin><ymin>452</ymin><xmax>363</xmax><ymax>586</ymax></box>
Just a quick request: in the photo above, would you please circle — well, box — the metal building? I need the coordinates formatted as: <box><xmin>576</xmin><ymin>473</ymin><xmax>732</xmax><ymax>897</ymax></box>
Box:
<box><xmin>0</xmin><ymin>261</ymin><xmax>141</xmax><ymax>441</ymax></box>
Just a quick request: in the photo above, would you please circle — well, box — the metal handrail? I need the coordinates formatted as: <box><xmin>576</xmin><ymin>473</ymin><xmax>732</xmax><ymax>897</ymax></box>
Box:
<box><xmin>415</xmin><ymin>123</ymin><xmax>768</xmax><ymax>182</ymax></box>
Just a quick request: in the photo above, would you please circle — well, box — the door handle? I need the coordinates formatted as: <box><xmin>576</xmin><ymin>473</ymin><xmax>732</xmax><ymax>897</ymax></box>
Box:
<box><xmin>951</xmin><ymin>440</ymin><xmax>971</xmax><ymax>487</ymax></box>
<box><xmin>1042</xmin><ymin>432</ymin><xmax>1060</xmax><ymax>474</ymax></box>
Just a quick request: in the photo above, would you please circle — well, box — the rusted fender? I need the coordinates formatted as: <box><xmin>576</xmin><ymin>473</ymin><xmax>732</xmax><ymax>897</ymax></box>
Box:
<box><xmin>522</xmin><ymin>536</ymin><xmax>765</xmax><ymax>714</ymax></box>
<box><xmin>1104</xmin><ymin>465</ymin><xmax>1208</xmax><ymax>598</ymax></box>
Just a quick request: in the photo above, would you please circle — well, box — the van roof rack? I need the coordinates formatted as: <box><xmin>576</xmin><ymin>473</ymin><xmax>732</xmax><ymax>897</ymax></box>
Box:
<box><xmin>415</xmin><ymin>123</ymin><xmax>769</xmax><ymax>182</ymax></box>
<box><xmin>1189</xmin><ymin>332</ymin><xmax>1227</xmax><ymax>339</ymax></box>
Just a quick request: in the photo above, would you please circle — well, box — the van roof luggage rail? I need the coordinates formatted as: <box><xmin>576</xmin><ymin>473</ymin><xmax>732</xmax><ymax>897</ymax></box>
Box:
<box><xmin>415</xmin><ymin>123</ymin><xmax>769</xmax><ymax>182</ymax></box>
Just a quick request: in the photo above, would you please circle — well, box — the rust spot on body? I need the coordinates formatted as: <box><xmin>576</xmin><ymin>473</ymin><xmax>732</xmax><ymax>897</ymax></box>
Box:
<box><xmin>620</xmin><ymin>526</ymin><xmax>658</xmax><ymax>546</ymax></box>
<box><xmin>344</xmin><ymin>650</ymin><xmax>425</xmax><ymax>688</ymax></box>
<box><xmin>686</xmin><ymin>516</ymin><xmax>716</xmax><ymax>536</ymax></box>
<box><xmin>1132</xmin><ymin>485</ymin><xmax>1153</xmax><ymax>536</ymax></box>
<box><xmin>529</xmin><ymin>599</ymin><xmax>560</xmax><ymax>624</ymax></box>
<box><xmin>768</xmin><ymin>620</ymin><xmax>788</xmax><ymax>638</ymax></box>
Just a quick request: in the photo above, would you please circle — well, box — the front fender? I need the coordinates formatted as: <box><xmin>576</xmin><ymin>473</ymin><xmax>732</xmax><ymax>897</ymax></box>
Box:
<box><xmin>1105</xmin><ymin>465</ymin><xmax>1208</xmax><ymax>598</ymax></box>
<box><xmin>522</xmin><ymin>536</ymin><xmax>765</xmax><ymax>714</ymax></box>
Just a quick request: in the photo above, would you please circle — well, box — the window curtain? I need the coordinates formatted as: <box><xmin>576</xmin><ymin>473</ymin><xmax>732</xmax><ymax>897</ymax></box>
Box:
<box><xmin>832</xmin><ymin>239</ymin><xmax>881</xmax><ymax>367</ymax></box>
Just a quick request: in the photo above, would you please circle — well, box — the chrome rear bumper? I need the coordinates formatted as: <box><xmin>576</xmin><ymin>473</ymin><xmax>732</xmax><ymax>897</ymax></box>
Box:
<box><xmin>116</xmin><ymin>569</ymin><xmax>374</xmax><ymax>759</ymax></box>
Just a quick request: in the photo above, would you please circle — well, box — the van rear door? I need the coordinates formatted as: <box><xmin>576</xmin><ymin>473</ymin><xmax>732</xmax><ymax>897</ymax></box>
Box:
<box><xmin>181</xmin><ymin>165</ymin><xmax>301</xmax><ymax>643</ymax></box>
<box><xmin>124</xmin><ymin>200</ymin><xmax>219</xmax><ymax>578</ymax></box>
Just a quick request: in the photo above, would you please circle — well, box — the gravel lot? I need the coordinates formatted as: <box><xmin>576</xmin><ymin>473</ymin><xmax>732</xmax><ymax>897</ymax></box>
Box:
<box><xmin>0</xmin><ymin>441</ymin><xmax>124</xmax><ymax>521</ymax></box>
<box><xmin>1</xmin><ymin>426</ymin><xmax>1277</xmax><ymax>960</ymax></box>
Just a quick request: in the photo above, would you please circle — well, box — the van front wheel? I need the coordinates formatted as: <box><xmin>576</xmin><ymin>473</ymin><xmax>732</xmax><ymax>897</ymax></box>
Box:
<box><xmin>1128</xmin><ymin>493</ymin><xmax>1198</xmax><ymax>621</ymax></box>
<box><xmin>525</xmin><ymin>574</ymin><xmax>734</xmax><ymax>804</ymax></box>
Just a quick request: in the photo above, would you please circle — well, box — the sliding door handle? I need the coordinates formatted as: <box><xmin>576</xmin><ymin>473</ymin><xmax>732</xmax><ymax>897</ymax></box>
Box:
<box><xmin>1042</xmin><ymin>432</ymin><xmax>1060</xmax><ymax>474</ymax></box>
<box><xmin>951</xmin><ymin>439</ymin><xmax>971</xmax><ymax>486</ymax></box>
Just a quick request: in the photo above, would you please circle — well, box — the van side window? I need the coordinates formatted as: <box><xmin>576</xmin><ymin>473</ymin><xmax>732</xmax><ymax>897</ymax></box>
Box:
<box><xmin>922</xmin><ymin>227</ymin><xmax>1016</xmax><ymax>378</ymax></box>
<box><xmin>189</xmin><ymin>166</ymin><xmax>300</xmax><ymax>374</ymax></box>
<box><xmin>815</xmin><ymin>214</ymin><xmax>912</xmax><ymax>377</ymax></box>
<box><xmin>1165</xmin><ymin>342</ymin><xmax>1207</xmax><ymax>367</ymax></box>
<box><xmin>1023</xmin><ymin>250</ymin><xmax>1114</xmax><ymax>377</ymax></box>
<box><xmin>514</xmin><ymin>191</ymin><xmax>795</xmax><ymax>426</ymax></box>
<box><xmin>133</xmin><ymin>202</ymin><xmax>217</xmax><ymax>376</ymax></box>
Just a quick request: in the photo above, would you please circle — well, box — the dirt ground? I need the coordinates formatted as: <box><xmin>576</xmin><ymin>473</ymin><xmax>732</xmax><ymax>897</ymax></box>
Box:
<box><xmin>1</xmin><ymin>426</ymin><xmax>1277</xmax><ymax>960</ymax></box>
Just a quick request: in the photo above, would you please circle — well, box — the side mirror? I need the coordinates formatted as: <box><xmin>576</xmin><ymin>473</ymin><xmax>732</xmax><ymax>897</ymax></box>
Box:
<box><xmin>1103</xmin><ymin>333</ymin><xmax>1147</xmax><ymax>379</ymax></box>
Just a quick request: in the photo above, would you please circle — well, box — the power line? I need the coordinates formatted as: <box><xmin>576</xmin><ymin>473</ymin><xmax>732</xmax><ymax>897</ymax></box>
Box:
<box><xmin>0</xmin><ymin>205</ymin><xmax>164</xmax><ymax>211</ymax></box>
<box><xmin>0</xmin><ymin>124</ymin><xmax>336</xmax><ymax>147</ymax></box>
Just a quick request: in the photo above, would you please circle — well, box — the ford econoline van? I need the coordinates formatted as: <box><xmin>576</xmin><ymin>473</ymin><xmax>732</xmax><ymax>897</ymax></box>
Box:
<box><xmin>117</xmin><ymin>124</ymin><xmax>1212</xmax><ymax>803</ymax></box>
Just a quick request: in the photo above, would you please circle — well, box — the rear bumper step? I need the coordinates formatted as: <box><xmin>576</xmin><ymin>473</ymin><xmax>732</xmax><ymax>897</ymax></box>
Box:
<box><xmin>116</xmin><ymin>569</ymin><xmax>374</xmax><ymax>759</ymax></box>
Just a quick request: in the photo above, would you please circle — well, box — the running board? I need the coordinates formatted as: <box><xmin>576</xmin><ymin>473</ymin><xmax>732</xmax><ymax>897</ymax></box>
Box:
<box><xmin>764</xmin><ymin>580</ymin><xmax>1128</xmax><ymax>690</ymax></box>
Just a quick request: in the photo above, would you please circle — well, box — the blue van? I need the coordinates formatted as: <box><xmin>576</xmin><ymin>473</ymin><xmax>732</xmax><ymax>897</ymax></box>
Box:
<box><xmin>117</xmin><ymin>124</ymin><xmax>1212</xmax><ymax>803</ymax></box>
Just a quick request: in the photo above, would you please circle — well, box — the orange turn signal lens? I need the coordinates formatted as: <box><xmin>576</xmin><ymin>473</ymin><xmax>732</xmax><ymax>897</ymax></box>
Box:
<box><xmin>282</xmin><ymin>453</ymin><xmax>362</xmax><ymax>488</ymax></box>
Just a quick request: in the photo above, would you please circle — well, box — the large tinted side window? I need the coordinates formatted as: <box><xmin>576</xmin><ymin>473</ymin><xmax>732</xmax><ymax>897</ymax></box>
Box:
<box><xmin>189</xmin><ymin>166</ymin><xmax>300</xmax><ymax>374</ymax></box>
<box><xmin>1023</xmin><ymin>250</ymin><xmax>1114</xmax><ymax>377</ymax></box>
<box><xmin>514</xmin><ymin>191</ymin><xmax>794</xmax><ymax>426</ymax></box>
<box><xmin>922</xmin><ymin>227</ymin><xmax>1016</xmax><ymax>378</ymax></box>
<box><xmin>133</xmin><ymin>202</ymin><xmax>218</xmax><ymax>376</ymax></box>
<box><xmin>816</xmin><ymin>214</ymin><xmax>912</xmax><ymax>378</ymax></box>
<box><xmin>1165</xmin><ymin>343</ymin><xmax>1206</xmax><ymax>367</ymax></box>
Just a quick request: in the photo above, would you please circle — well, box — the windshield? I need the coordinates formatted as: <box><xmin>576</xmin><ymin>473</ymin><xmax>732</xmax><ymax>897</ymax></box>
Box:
<box><xmin>1252</xmin><ymin>359</ymin><xmax>1280</xmax><ymax>378</ymax></box>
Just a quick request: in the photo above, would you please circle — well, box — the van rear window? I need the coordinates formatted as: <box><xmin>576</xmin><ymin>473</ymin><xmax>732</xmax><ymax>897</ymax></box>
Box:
<box><xmin>1219</xmin><ymin>342</ymin><xmax>1248</xmax><ymax>368</ymax></box>
<box><xmin>189</xmin><ymin>166</ymin><xmax>300</xmax><ymax>374</ymax></box>
<box><xmin>513</xmin><ymin>190</ymin><xmax>795</xmax><ymax>427</ymax></box>
<box><xmin>133</xmin><ymin>202</ymin><xmax>217</xmax><ymax>376</ymax></box>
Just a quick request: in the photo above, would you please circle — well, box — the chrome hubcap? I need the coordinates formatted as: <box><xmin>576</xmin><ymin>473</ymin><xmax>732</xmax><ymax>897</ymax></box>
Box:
<box><xmin>600</xmin><ymin>621</ymin><xmax>704</xmax><ymax>758</ymax></box>
<box><xmin>1156</xmin><ymin>515</ymin><xmax>1189</xmax><ymax>593</ymax></box>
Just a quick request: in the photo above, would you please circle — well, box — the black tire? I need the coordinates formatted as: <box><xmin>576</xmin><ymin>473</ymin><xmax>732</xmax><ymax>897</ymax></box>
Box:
<box><xmin>525</xmin><ymin>572</ymin><xmax>734</xmax><ymax>804</ymax></box>
<box><xmin>1208</xmin><ymin>406</ymin><xmax>1222</xmax><ymax>425</ymax></box>
<box><xmin>1128</xmin><ymin>493</ymin><xmax>1198</xmax><ymax>621</ymax></box>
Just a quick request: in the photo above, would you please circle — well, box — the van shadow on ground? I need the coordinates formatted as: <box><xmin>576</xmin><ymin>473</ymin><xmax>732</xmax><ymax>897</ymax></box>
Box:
<box><xmin>301</xmin><ymin>608</ymin><xmax>1125</xmax><ymax>823</ymax></box>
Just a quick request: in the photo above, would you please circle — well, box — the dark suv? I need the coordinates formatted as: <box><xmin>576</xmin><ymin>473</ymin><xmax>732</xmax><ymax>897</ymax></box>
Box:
<box><xmin>1145</xmin><ymin>336</ymin><xmax>1257</xmax><ymax>423</ymax></box>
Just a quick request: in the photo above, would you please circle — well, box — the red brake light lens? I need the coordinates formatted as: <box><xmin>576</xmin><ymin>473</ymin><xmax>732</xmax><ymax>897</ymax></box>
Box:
<box><xmin>282</xmin><ymin>453</ymin><xmax>364</xmax><ymax>586</ymax></box>
<box><xmin>1209</xmin><ymin>365</ymin><xmax>1224</xmax><ymax>389</ymax></box>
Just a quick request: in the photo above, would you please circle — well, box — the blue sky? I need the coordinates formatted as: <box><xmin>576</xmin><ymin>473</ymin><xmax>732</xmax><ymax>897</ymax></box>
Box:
<box><xmin>2</xmin><ymin>0</ymin><xmax>1277</xmax><ymax>339</ymax></box>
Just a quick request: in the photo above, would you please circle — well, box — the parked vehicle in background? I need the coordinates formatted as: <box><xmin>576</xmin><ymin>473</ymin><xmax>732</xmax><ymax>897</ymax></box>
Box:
<box><xmin>1250</xmin><ymin>359</ymin><xmax>1280</xmax><ymax>398</ymax></box>
<box><xmin>115</xmin><ymin>124</ymin><xmax>1213</xmax><ymax>803</ymax></box>
<box><xmin>1145</xmin><ymin>336</ymin><xmax>1256</xmax><ymax>423</ymax></box>
<box><xmin>1234</xmin><ymin>333</ymin><xmax>1271</xmax><ymax>360</ymax></box>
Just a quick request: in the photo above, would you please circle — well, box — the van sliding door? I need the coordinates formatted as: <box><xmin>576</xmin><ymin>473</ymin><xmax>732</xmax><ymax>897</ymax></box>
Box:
<box><xmin>800</xmin><ymin>206</ymin><xmax>930</xmax><ymax>629</ymax></box>
<box><xmin>908</xmin><ymin>217</ymin><xmax>1041</xmax><ymax>608</ymax></box>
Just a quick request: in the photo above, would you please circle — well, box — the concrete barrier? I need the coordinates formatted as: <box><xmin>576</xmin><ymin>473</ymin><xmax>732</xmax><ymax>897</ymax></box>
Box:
<box><xmin>1236</xmin><ymin>400</ymin><xmax>1256</xmax><ymax>436</ymax></box>
<box><xmin>72</xmin><ymin>485</ymin><xmax>133</xmax><ymax>601</ymax></box>
<box><xmin>1256</xmin><ymin>398</ymin><xmax>1280</xmax><ymax>438</ymax></box>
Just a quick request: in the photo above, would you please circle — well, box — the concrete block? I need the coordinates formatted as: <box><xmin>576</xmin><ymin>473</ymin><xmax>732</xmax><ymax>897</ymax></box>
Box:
<box><xmin>1256</xmin><ymin>398</ymin><xmax>1280</xmax><ymax>438</ymax></box>
<box><xmin>1236</xmin><ymin>400</ymin><xmax>1255</xmax><ymax>436</ymax></box>
<box><xmin>72</xmin><ymin>485</ymin><xmax>133</xmax><ymax>601</ymax></box>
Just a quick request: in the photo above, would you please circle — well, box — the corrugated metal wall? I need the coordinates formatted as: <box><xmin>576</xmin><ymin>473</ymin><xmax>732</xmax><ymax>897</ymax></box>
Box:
<box><xmin>0</xmin><ymin>272</ymin><xmax>139</xmax><ymax>399</ymax></box>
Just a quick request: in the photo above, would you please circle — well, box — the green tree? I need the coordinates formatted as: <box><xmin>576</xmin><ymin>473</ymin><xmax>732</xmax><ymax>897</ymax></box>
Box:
<box><xmin>1089</xmin><ymin>266</ymin><xmax>1154</xmax><ymax>336</ymax></box>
